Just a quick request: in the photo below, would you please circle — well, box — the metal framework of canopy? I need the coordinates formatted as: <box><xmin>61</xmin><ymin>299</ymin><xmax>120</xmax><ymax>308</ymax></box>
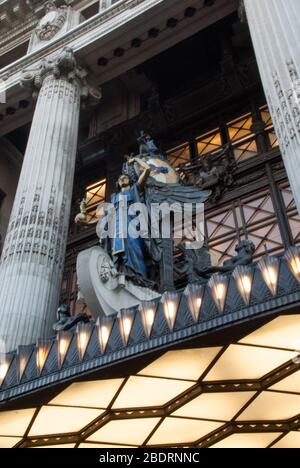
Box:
<box><xmin>1</xmin><ymin>251</ymin><xmax>300</xmax><ymax>448</ymax></box>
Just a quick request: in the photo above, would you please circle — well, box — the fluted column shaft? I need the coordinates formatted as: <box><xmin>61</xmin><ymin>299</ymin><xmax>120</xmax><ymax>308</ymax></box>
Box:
<box><xmin>0</xmin><ymin>49</ymin><xmax>93</xmax><ymax>351</ymax></box>
<box><xmin>244</xmin><ymin>0</ymin><xmax>300</xmax><ymax>213</ymax></box>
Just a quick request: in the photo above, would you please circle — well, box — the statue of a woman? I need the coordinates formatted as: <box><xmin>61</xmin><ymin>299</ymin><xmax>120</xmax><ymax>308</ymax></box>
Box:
<box><xmin>99</xmin><ymin>132</ymin><xmax>211</xmax><ymax>291</ymax></box>
<box><xmin>103</xmin><ymin>167</ymin><xmax>154</xmax><ymax>287</ymax></box>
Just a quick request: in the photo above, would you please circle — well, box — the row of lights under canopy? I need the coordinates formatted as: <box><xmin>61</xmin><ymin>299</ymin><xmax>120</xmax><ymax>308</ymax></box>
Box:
<box><xmin>1</xmin><ymin>247</ymin><xmax>300</xmax><ymax>384</ymax></box>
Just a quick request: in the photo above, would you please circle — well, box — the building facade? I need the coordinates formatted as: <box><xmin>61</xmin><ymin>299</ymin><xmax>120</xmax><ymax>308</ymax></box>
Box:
<box><xmin>0</xmin><ymin>0</ymin><xmax>300</xmax><ymax>449</ymax></box>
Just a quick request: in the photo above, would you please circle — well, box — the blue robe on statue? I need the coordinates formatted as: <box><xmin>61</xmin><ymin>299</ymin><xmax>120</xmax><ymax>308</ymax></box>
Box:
<box><xmin>111</xmin><ymin>185</ymin><xmax>147</xmax><ymax>278</ymax></box>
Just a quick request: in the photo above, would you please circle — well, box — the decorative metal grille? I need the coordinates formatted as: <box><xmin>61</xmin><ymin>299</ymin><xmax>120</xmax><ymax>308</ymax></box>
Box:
<box><xmin>196</xmin><ymin>129</ymin><xmax>223</xmax><ymax>157</ymax></box>
<box><xmin>227</xmin><ymin>113</ymin><xmax>258</xmax><ymax>163</ymax></box>
<box><xmin>166</xmin><ymin>143</ymin><xmax>190</xmax><ymax>168</ymax></box>
<box><xmin>166</xmin><ymin>103</ymin><xmax>278</xmax><ymax>168</ymax></box>
<box><xmin>206</xmin><ymin>192</ymin><xmax>284</xmax><ymax>265</ymax></box>
<box><xmin>228</xmin><ymin>113</ymin><xmax>253</xmax><ymax>142</ymax></box>
<box><xmin>85</xmin><ymin>179</ymin><xmax>106</xmax><ymax>223</ymax></box>
<box><xmin>280</xmin><ymin>184</ymin><xmax>300</xmax><ymax>245</ymax></box>
<box><xmin>260</xmin><ymin>105</ymin><xmax>279</xmax><ymax>149</ymax></box>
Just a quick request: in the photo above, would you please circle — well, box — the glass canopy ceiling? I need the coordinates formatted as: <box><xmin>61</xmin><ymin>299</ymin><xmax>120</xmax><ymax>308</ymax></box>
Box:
<box><xmin>0</xmin><ymin>314</ymin><xmax>300</xmax><ymax>448</ymax></box>
<box><xmin>1</xmin><ymin>251</ymin><xmax>300</xmax><ymax>448</ymax></box>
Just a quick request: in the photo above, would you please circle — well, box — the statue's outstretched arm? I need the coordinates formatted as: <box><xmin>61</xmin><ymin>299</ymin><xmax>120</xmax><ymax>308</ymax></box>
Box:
<box><xmin>137</xmin><ymin>168</ymin><xmax>152</xmax><ymax>188</ymax></box>
<box><xmin>75</xmin><ymin>198</ymin><xmax>88</xmax><ymax>224</ymax></box>
<box><xmin>132</xmin><ymin>157</ymin><xmax>150</xmax><ymax>171</ymax></box>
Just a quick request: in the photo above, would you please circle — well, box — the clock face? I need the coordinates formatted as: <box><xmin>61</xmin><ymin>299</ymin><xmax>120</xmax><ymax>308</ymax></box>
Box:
<box><xmin>39</xmin><ymin>11</ymin><xmax>57</xmax><ymax>27</ymax></box>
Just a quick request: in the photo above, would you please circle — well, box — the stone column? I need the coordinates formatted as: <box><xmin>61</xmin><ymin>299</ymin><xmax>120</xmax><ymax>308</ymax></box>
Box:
<box><xmin>0</xmin><ymin>48</ymin><xmax>100</xmax><ymax>351</ymax></box>
<box><xmin>243</xmin><ymin>0</ymin><xmax>300</xmax><ymax>213</ymax></box>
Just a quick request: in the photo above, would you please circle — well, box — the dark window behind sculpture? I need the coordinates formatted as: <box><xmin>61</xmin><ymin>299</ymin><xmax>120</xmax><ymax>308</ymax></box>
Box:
<box><xmin>260</xmin><ymin>105</ymin><xmax>279</xmax><ymax>149</ymax></box>
<box><xmin>280</xmin><ymin>183</ymin><xmax>300</xmax><ymax>245</ymax></box>
<box><xmin>85</xmin><ymin>178</ymin><xmax>107</xmax><ymax>223</ymax></box>
<box><xmin>206</xmin><ymin>191</ymin><xmax>284</xmax><ymax>265</ymax></box>
<box><xmin>166</xmin><ymin>104</ymin><xmax>278</xmax><ymax>169</ymax></box>
<box><xmin>226</xmin><ymin>113</ymin><xmax>258</xmax><ymax>163</ymax></box>
<box><xmin>166</xmin><ymin>143</ymin><xmax>191</xmax><ymax>168</ymax></box>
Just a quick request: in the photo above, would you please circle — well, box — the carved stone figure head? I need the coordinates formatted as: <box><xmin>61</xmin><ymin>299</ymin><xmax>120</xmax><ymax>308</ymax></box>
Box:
<box><xmin>117</xmin><ymin>174</ymin><xmax>131</xmax><ymax>190</ymax></box>
<box><xmin>57</xmin><ymin>304</ymin><xmax>70</xmax><ymax>321</ymax></box>
<box><xmin>36</xmin><ymin>1</ymin><xmax>67</xmax><ymax>42</ymax></box>
<box><xmin>235</xmin><ymin>240</ymin><xmax>255</xmax><ymax>255</ymax></box>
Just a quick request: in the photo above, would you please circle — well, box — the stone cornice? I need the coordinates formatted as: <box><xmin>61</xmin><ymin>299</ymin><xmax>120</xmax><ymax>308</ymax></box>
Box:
<box><xmin>0</xmin><ymin>0</ymin><xmax>172</xmax><ymax>115</ymax></box>
<box><xmin>0</xmin><ymin>0</ymin><xmax>93</xmax><ymax>55</ymax></box>
<box><xmin>0</xmin><ymin>19</ymin><xmax>37</xmax><ymax>57</ymax></box>
<box><xmin>0</xmin><ymin>0</ymin><xmax>153</xmax><ymax>82</ymax></box>
<box><xmin>0</xmin><ymin>0</ymin><xmax>238</xmax><ymax>136</ymax></box>
<box><xmin>0</xmin><ymin>0</ymin><xmax>237</xmax><ymax>85</ymax></box>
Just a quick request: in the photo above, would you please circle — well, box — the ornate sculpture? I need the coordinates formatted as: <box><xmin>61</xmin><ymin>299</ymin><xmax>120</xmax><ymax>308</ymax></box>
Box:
<box><xmin>35</xmin><ymin>2</ymin><xmax>67</xmax><ymax>42</ymax></box>
<box><xmin>180</xmin><ymin>145</ymin><xmax>237</xmax><ymax>201</ymax></box>
<box><xmin>174</xmin><ymin>242</ymin><xmax>212</xmax><ymax>284</ymax></box>
<box><xmin>98</xmin><ymin>133</ymin><xmax>211</xmax><ymax>290</ymax></box>
<box><xmin>194</xmin><ymin>240</ymin><xmax>255</xmax><ymax>278</ymax></box>
<box><xmin>137</xmin><ymin>130</ymin><xmax>163</xmax><ymax>158</ymax></box>
<box><xmin>98</xmin><ymin>167</ymin><xmax>155</xmax><ymax>288</ymax></box>
<box><xmin>75</xmin><ymin>198</ymin><xmax>88</xmax><ymax>224</ymax></box>
<box><xmin>53</xmin><ymin>304</ymin><xmax>91</xmax><ymax>333</ymax></box>
<box><xmin>21</xmin><ymin>47</ymin><xmax>101</xmax><ymax>103</ymax></box>
<box><xmin>76</xmin><ymin>132</ymin><xmax>211</xmax><ymax>317</ymax></box>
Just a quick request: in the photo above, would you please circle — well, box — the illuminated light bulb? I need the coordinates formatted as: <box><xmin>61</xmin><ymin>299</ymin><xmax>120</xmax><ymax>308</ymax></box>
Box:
<box><xmin>140</xmin><ymin>301</ymin><xmax>158</xmax><ymax>338</ymax></box>
<box><xmin>258</xmin><ymin>256</ymin><xmax>279</xmax><ymax>296</ymax></box>
<box><xmin>208</xmin><ymin>274</ymin><xmax>228</xmax><ymax>313</ymax></box>
<box><xmin>76</xmin><ymin>324</ymin><xmax>92</xmax><ymax>361</ymax></box>
<box><xmin>19</xmin><ymin>357</ymin><xmax>28</xmax><ymax>380</ymax></box>
<box><xmin>96</xmin><ymin>317</ymin><xmax>114</xmax><ymax>353</ymax></box>
<box><xmin>216</xmin><ymin>283</ymin><xmax>225</xmax><ymax>300</ymax></box>
<box><xmin>183</xmin><ymin>284</ymin><xmax>204</xmax><ymax>322</ymax></box>
<box><xmin>123</xmin><ymin>318</ymin><xmax>132</xmax><ymax>336</ymax></box>
<box><xmin>0</xmin><ymin>363</ymin><xmax>8</xmax><ymax>380</ymax></box>
<box><xmin>118</xmin><ymin>308</ymin><xmax>136</xmax><ymax>346</ymax></box>
<box><xmin>36</xmin><ymin>341</ymin><xmax>52</xmax><ymax>374</ymax></box>
<box><xmin>0</xmin><ymin>356</ymin><xmax>11</xmax><ymax>387</ymax></box>
<box><xmin>161</xmin><ymin>292</ymin><xmax>180</xmax><ymax>331</ymax></box>
<box><xmin>241</xmin><ymin>276</ymin><xmax>252</xmax><ymax>294</ymax></box>
<box><xmin>101</xmin><ymin>326</ymin><xmax>110</xmax><ymax>344</ymax></box>
<box><xmin>233</xmin><ymin>266</ymin><xmax>254</xmax><ymax>306</ymax></box>
<box><xmin>56</xmin><ymin>332</ymin><xmax>72</xmax><ymax>368</ymax></box>
<box><xmin>17</xmin><ymin>346</ymin><xmax>33</xmax><ymax>383</ymax></box>
<box><xmin>58</xmin><ymin>337</ymin><xmax>68</xmax><ymax>356</ymax></box>
<box><xmin>285</xmin><ymin>247</ymin><xmax>300</xmax><ymax>283</ymax></box>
